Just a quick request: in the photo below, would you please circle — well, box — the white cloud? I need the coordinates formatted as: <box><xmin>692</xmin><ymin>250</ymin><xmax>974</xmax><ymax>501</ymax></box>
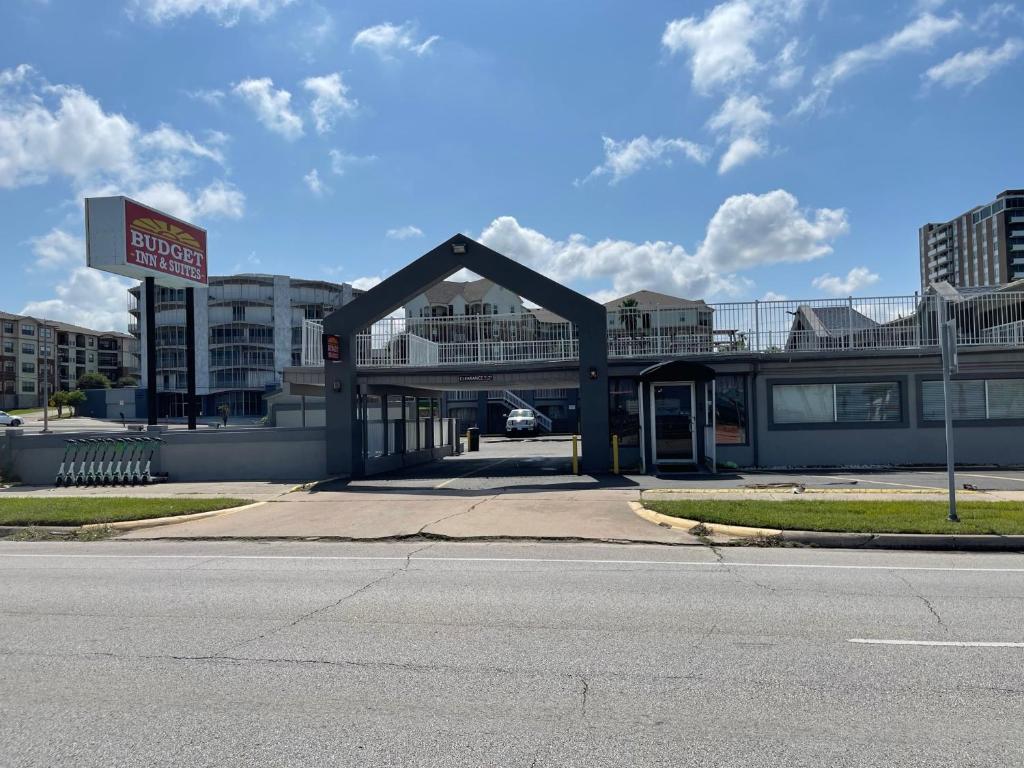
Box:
<box><xmin>302</xmin><ymin>73</ymin><xmax>357</xmax><ymax>134</ymax></box>
<box><xmin>811</xmin><ymin>266</ymin><xmax>880</xmax><ymax>295</ymax></box>
<box><xmin>923</xmin><ymin>38</ymin><xmax>1023</xmax><ymax>89</ymax></box>
<box><xmin>718</xmin><ymin>136</ymin><xmax>766</xmax><ymax>173</ymax></box>
<box><xmin>352</xmin><ymin>21</ymin><xmax>439</xmax><ymax>59</ymax></box>
<box><xmin>581</xmin><ymin>135</ymin><xmax>708</xmax><ymax>185</ymax></box>
<box><xmin>185</xmin><ymin>88</ymin><xmax>226</xmax><ymax>106</ymax></box>
<box><xmin>351</xmin><ymin>275</ymin><xmax>384</xmax><ymax>290</ymax></box>
<box><xmin>232</xmin><ymin>77</ymin><xmax>303</xmax><ymax>140</ymax></box>
<box><xmin>479</xmin><ymin>189</ymin><xmax>848</xmax><ymax>299</ymax></box>
<box><xmin>707</xmin><ymin>94</ymin><xmax>773</xmax><ymax>137</ymax></box>
<box><xmin>131</xmin><ymin>0</ymin><xmax>295</xmax><ymax>25</ymax></box>
<box><xmin>386</xmin><ymin>225</ymin><xmax>423</xmax><ymax>240</ymax></box>
<box><xmin>662</xmin><ymin>0</ymin><xmax>808</xmax><ymax>95</ymax></box>
<box><xmin>0</xmin><ymin>64</ymin><xmax>243</xmax><ymax>222</ymax></box>
<box><xmin>762</xmin><ymin>291</ymin><xmax>788</xmax><ymax>301</ymax></box>
<box><xmin>797</xmin><ymin>12</ymin><xmax>962</xmax><ymax>114</ymax></box>
<box><xmin>771</xmin><ymin>39</ymin><xmax>804</xmax><ymax>89</ymax></box>
<box><xmin>303</xmin><ymin>168</ymin><xmax>327</xmax><ymax>196</ymax></box>
<box><xmin>125</xmin><ymin>179</ymin><xmax>245</xmax><ymax>221</ymax></box>
<box><xmin>707</xmin><ymin>95</ymin><xmax>772</xmax><ymax>173</ymax></box>
<box><xmin>328</xmin><ymin>149</ymin><xmax>376</xmax><ymax>175</ymax></box>
<box><xmin>21</xmin><ymin>268</ymin><xmax>134</xmax><ymax>332</ymax></box>
<box><xmin>28</xmin><ymin>228</ymin><xmax>83</xmax><ymax>270</ymax></box>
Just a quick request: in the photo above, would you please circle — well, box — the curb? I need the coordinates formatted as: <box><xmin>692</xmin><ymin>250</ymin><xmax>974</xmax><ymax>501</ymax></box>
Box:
<box><xmin>643</xmin><ymin>487</ymin><xmax>986</xmax><ymax>496</ymax></box>
<box><xmin>82</xmin><ymin>500</ymin><xmax>268</xmax><ymax>532</ymax></box>
<box><xmin>628</xmin><ymin>502</ymin><xmax>1024</xmax><ymax>552</ymax></box>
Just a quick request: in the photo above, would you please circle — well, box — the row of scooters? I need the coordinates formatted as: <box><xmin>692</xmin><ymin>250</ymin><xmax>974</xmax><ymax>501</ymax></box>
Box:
<box><xmin>55</xmin><ymin>437</ymin><xmax>167</xmax><ymax>487</ymax></box>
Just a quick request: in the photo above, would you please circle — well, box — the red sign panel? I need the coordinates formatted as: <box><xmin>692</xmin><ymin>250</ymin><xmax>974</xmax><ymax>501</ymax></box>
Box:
<box><xmin>124</xmin><ymin>200</ymin><xmax>208</xmax><ymax>285</ymax></box>
<box><xmin>323</xmin><ymin>334</ymin><xmax>342</xmax><ymax>362</ymax></box>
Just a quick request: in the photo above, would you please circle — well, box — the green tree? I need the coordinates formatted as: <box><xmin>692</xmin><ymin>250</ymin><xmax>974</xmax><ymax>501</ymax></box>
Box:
<box><xmin>65</xmin><ymin>390</ymin><xmax>87</xmax><ymax>416</ymax></box>
<box><xmin>619</xmin><ymin>298</ymin><xmax>640</xmax><ymax>335</ymax></box>
<box><xmin>49</xmin><ymin>390</ymin><xmax>69</xmax><ymax>418</ymax></box>
<box><xmin>114</xmin><ymin>375</ymin><xmax>139</xmax><ymax>388</ymax></box>
<box><xmin>77</xmin><ymin>372</ymin><xmax>111</xmax><ymax>390</ymax></box>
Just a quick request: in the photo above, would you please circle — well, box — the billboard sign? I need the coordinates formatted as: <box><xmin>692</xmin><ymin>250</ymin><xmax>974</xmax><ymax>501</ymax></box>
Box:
<box><xmin>85</xmin><ymin>196</ymin><xmax>208</xmax><ymax>287</ymax></box>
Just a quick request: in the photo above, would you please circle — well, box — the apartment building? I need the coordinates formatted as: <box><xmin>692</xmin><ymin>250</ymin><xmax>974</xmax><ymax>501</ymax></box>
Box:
<box><xmin>920</xmin><ymin>188</ymin><xmax>1024</xmax><ymax>291</ymax></box>
<box><xmin>0</xmin><ymin>312</ymin><xmax>138</xmax><ymax>410</ymax></box>
<box><xmin>129</xmin><ymin>274</ymin><xmax>354</xmax><ymax>417</ymax></box>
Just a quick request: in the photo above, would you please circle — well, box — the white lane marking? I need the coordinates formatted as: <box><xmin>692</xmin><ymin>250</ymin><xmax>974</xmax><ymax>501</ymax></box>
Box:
<box><xmin>433</xmin><ymin>458</ymin><xmax>512</xmax><ymax>489</ymax></box>
<box><xmin>805</xmin><ymin>474</ymin><xmax>940</xmax><ymax>491</ymax></box>
<box><xmin>850</xmin><ymin>639</ymin><xmax>1024</xmax><ymax>648</ymax></box>
<box><xmin>1</xmin><ymin>553</ymin><xmax>1024</xmax><ymax>573</ymax></box>
<box><xmin>958</xmin><ymin>472</ymin><xmax>1024</xmax><ymax>485</ymax></box>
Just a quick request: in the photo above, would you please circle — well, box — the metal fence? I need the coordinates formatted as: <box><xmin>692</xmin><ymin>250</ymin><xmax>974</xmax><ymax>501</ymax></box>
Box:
<box><xmin>300</xmin><ymin>291</ymin><xmax>1024</xmax><ymax>368</ymax></box>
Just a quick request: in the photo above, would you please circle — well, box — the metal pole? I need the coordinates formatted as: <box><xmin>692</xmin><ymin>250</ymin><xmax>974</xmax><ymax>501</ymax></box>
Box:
<box><xmin>939</xmin><ymin>305</ymin><xmax>959</xmax><ymax>523</ymax></box>
<box><xmin>185</xmin><ymin>287</ymin><xmax>197</xmax><ymax>430</ymax></box>
<box><xmin>144</xmin><ymin>277</ymin><xmax>157</xmax><ymax>426</ymax></box>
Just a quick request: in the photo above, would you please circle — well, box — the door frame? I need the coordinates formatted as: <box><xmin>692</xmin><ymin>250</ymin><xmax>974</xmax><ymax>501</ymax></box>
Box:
<box><xmin>649</xmin><ymin>380</ymin><xmax>696</xmax><ymax>465</ymax></box>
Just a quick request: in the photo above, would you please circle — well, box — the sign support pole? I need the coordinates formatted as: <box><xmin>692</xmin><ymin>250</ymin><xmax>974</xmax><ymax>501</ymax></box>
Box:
<box><xmin>938</xmin><ymin>301</ymin><xmax>959</xmax><ymax>523</ymax></box>
<box><xmin>145</xmin><ymin>276</ymin><xmax>157</xmax><ymax>426</ymax></box>
<box><xmin>185</xmin><ymin>287</ymin><xmax>197</xmax><ymax>430</ymax></box>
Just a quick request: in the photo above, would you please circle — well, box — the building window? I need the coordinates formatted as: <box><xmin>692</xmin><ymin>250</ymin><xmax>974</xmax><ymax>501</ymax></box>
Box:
<box><xmin>22</xmin><ymin>362</ymin><xmax>36</xmax><ymax>374</ymax></box>
<box><xmin>21</xmin><ymin>381</ymin><xmax>35</xmax><ymax>394</ymax></box>
<box><xmin>2</xmin><ymin>321</ymin><xmax>13</xmax><ymax>334</ymax></box>
<box><xmin>772</xmin><ymin>381</ymin><xmax>901</xmax><ymax>425</ymax></box>
<box><xmin>608</xmin><ymin>379</ymin><xmax>639</xmax><ymax>447</ymax></box>
<box><xmin>232</xmin><ymin>304</ymin><xmax>245</xmax><ymax>322</ymax></box>
<box><xmin>921</xmin><ymin>379</ymin><xmax>1024</xmax><ymax>421</ymax></box>
<box><xmin>22</xmin><ymin>343</ymin><xmax>35</xmax><ymax>355</ymax></box>
<box><xmin>20</xmin><ymin>324</ymin><xmax>35</xmax><ymax>336</ymax></box>
<box><xmin>2</xmin><ymin>340</ymin><xmax>12</xmax><ymax>354</ymax></box>
<box><xmin>715</xmin><ymin>375</ymin><xmax>747</xmax><ymax>444</ymax></box>
<box><xmin>88</xmin><ymin>353</ymin><xmax>95</xmax><ymax>363</ymax></box>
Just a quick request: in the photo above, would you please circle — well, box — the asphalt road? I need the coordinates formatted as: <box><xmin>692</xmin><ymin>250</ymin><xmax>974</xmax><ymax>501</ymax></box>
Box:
<box><xmin>2</xmin><ymin>540</ymin><xmax>1023</xmax><ymax>767</ymax></box>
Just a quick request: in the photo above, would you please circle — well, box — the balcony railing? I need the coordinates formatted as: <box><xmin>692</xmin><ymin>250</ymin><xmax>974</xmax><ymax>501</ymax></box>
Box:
<box><xmin>299</xmin><ymin>292</ymin><xmax>1024</xmax><ymax>368</ymax></box>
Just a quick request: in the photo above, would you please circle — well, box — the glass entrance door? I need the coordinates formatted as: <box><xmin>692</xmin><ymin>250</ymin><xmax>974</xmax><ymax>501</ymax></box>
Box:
<box><xmin>650</xmin><ymin>382</ymin><xmax>695</xmax><ymax>464</ymax></box>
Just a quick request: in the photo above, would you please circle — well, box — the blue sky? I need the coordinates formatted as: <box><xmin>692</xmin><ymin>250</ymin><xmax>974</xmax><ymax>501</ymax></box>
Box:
<box><xmin>1</xmin><ymin>0</ymin><xmax>1022</xmax><ymax>330</ymax></box>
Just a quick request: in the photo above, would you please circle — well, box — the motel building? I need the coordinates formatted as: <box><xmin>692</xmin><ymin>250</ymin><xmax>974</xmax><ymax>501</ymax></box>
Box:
<box><xmin>269</xmin><ymin>235</ymin><xmax>1024</xmax><ymax>479</ymax></box>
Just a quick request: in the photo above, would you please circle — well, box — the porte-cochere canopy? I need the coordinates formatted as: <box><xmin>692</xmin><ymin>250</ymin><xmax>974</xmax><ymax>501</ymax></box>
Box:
<box><xmin>322</xmin><ymin>235</ymin><xmax>611</xmax><ymax>476</ymax></box>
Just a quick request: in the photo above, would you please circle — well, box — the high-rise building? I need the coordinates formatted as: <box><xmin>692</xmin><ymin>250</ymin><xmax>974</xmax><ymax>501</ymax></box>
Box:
<box><xmin>919</xmin><ymin>188</ymin><xmax>1024</xmax><ymax>291</ymax></box>
<box><xmin>129</xmin><ymin>274</ymin><xmax>354</xmax><ymax>417</ymax></box>
<box><xmin>0</xmin><ymin>312</ymin><xmax>138</xmax><ymax>410</ymax></box>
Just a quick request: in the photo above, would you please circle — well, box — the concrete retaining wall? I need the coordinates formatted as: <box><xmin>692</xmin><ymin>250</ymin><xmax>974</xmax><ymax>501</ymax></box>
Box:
<box><xmin>3</xmin><ymin>426</ymin><xmax>328</xmax><ymax>485</ymax></box>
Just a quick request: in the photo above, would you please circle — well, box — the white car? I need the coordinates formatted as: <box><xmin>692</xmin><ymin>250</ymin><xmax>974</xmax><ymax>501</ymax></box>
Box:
<box><xmin>505</xmin><ymin>408</ymin><xmax>538</xmax><ymax>436</ymax></box>
<box><xmin>0</xmin><ymin>411</ymin><xmax>24</xmax><ymax>427</ymax></box>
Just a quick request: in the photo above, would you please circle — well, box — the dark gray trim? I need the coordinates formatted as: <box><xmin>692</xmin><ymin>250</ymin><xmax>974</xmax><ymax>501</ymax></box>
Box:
<box><xmin>916</xmin><ymin>373</ymin><xmax>1024</xmax><ymax>428</ymax></box>
<box><xmin>766</xmin><ymin>375</ymin><xmax>910</xmax><ymax>431</ymax></box>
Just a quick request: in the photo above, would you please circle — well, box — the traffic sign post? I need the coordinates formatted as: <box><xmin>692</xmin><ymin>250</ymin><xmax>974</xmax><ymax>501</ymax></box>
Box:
<box><xmin>938</xmin><ymin>309</ymin><xmax>959</xmax><ymax>524</ymax></box>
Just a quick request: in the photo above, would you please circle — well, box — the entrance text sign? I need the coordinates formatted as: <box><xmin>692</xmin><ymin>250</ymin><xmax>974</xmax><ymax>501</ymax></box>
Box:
<box><xmin>458</xmin><ymin>374</ymin><xmax>493</xmax><ymax>382</ymax></box>
<box><xmin>85</xmin><ymin>196</ymin><xmax>208</xmax><ymax>287</ymax></box>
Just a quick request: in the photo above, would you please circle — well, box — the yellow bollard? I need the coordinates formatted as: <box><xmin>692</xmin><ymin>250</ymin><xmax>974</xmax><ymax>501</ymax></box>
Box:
<box><xmin>571</xmin><ymin>434</ymin><xmax>579</xmax><ymax>475</ymax></box>
<box><xmin>612</xmin><ymin>434</ymin><xmax>619</xmax><ymax>475</ymax></box>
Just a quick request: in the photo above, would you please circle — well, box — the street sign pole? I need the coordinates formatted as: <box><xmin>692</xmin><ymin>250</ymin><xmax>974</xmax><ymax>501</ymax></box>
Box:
<box><xmin>938</xmin><ymin>308</ymin><xmax>959</xmax><ymax>523</ymax></box>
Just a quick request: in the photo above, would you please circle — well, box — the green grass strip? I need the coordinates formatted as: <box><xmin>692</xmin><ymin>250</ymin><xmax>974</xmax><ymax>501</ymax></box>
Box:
<box><xmin>645</xmin><ymin>499</ymin><xmax>1024</xmax><ymax>535</ymax></box>
<box><xmin>0</xmin><ymin>497</ymin><xmax>250</xmax><ymax>527</ymax></box>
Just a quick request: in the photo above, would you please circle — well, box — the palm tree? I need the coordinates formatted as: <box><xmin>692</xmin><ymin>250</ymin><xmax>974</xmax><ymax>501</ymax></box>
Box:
<box><xmin>619</xmin><ymin>298</ymin><xmax>640</xmax><ymax>336</ymax></box>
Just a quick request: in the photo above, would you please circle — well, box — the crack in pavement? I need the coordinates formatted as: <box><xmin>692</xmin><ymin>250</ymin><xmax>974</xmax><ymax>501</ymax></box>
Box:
<box><xmin>416</xmin><ymin>491</ymin><xmax>505</xmax><ymax>535</ymax></box>
<box><xmin>894</xmin><ymin>573</ymin><xmax>945</xmax><ymax>629</ymax></box>
<box><xmin>216</xmin><ymin>543</ymin><xmax>433</xmax><ymax>655</ymax></box>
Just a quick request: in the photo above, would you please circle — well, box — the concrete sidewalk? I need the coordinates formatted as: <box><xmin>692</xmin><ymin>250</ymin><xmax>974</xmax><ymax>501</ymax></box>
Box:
<box><xmin>0</xmin><ymin>481</ymin><xmax>303</xmax><ymax>503</ymax></box>
<box><xmin>119</xmin><ymin>487</ymin><xmax>701</xmax><ymax>544</ymax></box>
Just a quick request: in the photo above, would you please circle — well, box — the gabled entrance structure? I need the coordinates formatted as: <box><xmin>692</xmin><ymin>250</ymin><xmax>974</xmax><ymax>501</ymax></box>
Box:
<box><xmin>323</xmin><ymin>235</ymin><xmax>611</xmax><ymax>477</ymax></box>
